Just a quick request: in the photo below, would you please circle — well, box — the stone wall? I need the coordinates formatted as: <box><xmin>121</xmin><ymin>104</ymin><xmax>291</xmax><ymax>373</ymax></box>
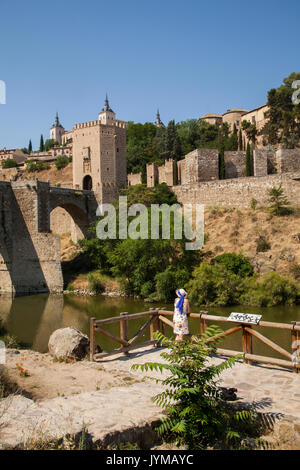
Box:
<box><xmin>146</xmin><ymin>163</ymin><xmax>158</xmax><ymax>187</ymax></box>
<box><xmin>277</xmin><ymin>149</ymin><xmax>300</xmax><ymax>173</ymax></box>
<box><xmin>157</xmin><ymin>159</ymin><xmax>175</xmax><ymax>186</ymax></box>
<box><xmin>127</xmin><ymin>172</ymin><xmax>142</xmax><ymax>186</ymax></box>
<box><xmin>224</xmin><ymin>151</ymin><xmax>246</xmax><ymax>178</ymax></box>
<box><xmin>184</xmin><ymin>149</ymin><xmax>219</xmax><ymax>183</ymax></box>
<box><xmin>173</xmin><ymin>172</ymin><xmax>300</xmax><ymax>209</ymax></box>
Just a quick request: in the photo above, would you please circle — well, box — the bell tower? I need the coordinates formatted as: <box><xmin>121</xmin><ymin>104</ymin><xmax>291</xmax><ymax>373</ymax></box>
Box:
<box><xmin>98</xmin><ymin>94</ymin><xmax>116</xmax><ymax>125</ymax></box>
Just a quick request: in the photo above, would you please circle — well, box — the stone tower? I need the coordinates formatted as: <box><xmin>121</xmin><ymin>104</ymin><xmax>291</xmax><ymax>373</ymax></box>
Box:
<box><xmin>72</xmin><ymin>95</ymin><xmax>127</xmax><ymax>204</ymax></box>
<box><xmin>50</xmin><ymin>112</ymin><xmax>65</xmax><ymax>145</ymax></box>
<box><xmin>154</xmin><ymin>109</ymin><xmax>164</xmax><ymax>127</ymax></box>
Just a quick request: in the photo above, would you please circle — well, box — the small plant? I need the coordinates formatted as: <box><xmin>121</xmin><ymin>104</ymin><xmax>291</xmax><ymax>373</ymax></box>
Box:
<box><xmin>15</xmin><ymin>358</ymin><xmax>29</xmax><ymax>377</ymax></box>
<box><xmin>250</xmin><ymin>198</ymin><xmax>258</xmax><ymax>210</ymax></box>
<box><xmin>256</xmin><ymin>235</ymin><xmax>271</xmax><ymax>253</ymax></box>
<box><xmin>268</xmin><ymin>185</ymin><xmax>291</xmax><ymax>216</ymax></box>
<box><xmin>131</xmin><ymin>330</ymin><xmax>264</xmax><ymax>450</ymax></box>
<box><xmin>87</xmin><ymin>272</ymin><xmax>105</xmax><ymax>294</ymax></box>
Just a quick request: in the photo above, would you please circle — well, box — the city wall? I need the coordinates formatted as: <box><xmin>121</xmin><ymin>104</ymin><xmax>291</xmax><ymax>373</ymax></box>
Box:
<box><xmin>172</xmin><ymin>172</ymin><xmax>300</xmax><ymax>209</ymax></box>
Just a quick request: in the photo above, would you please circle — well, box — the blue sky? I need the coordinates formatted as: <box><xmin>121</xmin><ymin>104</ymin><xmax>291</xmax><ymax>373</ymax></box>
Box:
<box><xmin>1</xmin><ymin>0</ymin><xmax>299</xmax><ymax>149</ymax></box>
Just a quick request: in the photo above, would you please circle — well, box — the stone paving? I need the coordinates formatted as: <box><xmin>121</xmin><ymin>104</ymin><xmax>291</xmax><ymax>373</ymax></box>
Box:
<box><xmin>1</xmin><ymin>347</ymin><xmax>300</xmax><ymax>449</ymax></box>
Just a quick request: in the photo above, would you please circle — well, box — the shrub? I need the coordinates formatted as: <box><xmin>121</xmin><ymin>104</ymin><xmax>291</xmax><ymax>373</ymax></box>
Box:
<box><xmin>55</xmin><ymin>155</ymin><xmax>71</xmax><ymax>170</ymax></box>
<box><xmin>187</xmin><ymin>262</ymin><xmax>245</xmax><ymax>306</ymax></box>
<box><xmin>256</xmin><ymin>235</ymin><xmax>271</xmax><ymax>253</ymax></box>
<box><xmin>250</xmin><ymin>198</ymin><xmax>258</xmax><ymax>210</ymax></box>
<box><xmin>87</xmin><ymin>272</ymin><xmax>105</xmax><ymax>294</ymax></box>
<box><xmin>2</xmin><ymin>158</ymin><xmax>17</xmax><ymax>169</ymax></box>
<box><xmin>240</xmin><ymin>272</ymin><xmax>300</xmax><ymax>307</ymax></box>
<box><xmin>132</xmin><ymin>332</ymin><xmax>264</xmax><ymax>450</ymax></box>
<box><xmin>268</xmin><ymin>185</ymin><xmax>291</xmax><ymax>216</ymax></box>
<box><xmin>25</xmin><ymin>160</ymin><xmax>50</xmax><ymax>172</ymax></box>
<box><xmin>211</xmin><ymin>253</ymin><xmax>254</xmax><ymax>277</ymax></box>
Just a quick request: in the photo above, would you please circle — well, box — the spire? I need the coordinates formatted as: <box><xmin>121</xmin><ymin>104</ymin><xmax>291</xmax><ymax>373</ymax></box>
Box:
<box><xmin>102</xmin><ymin>94</ymin><xmax>114</xmax><ymax>113</ymax></box>
<box><xmin>155</xmin><ymin>108</ymin><xmax>164</xmax><ymax>127</ymax></box>
<box><xmin>52</xmin><ymin>112</ymin><xmax>63</xmax><ymax>128</ymax></box>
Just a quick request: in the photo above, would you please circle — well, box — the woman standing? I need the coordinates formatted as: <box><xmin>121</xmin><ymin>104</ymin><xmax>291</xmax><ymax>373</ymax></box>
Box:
<box><xmin>173</xmin><ymin>288</ymin><xmax>190</xmax><ymax>341</ymax></box>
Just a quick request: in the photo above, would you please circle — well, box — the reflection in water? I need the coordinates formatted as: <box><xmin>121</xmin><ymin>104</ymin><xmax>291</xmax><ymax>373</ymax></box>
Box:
<box><xmin>1</xmin><ymin>294</ymin><xmax>300</xmax><ymax>358</ymax></box>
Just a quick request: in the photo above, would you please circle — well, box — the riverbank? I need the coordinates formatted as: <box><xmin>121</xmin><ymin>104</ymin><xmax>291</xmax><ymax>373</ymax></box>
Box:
<box><xmin>1</xmin><ymin>346</ymin><xmax>300</xmax><ymax>449</ymax></box>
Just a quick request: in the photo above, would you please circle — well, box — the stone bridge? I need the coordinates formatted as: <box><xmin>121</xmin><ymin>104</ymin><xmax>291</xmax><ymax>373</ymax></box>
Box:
<box><xmin>0</xmin><ymin>181</ymin><xmax>99</xmax><ymax>295</ymax></box>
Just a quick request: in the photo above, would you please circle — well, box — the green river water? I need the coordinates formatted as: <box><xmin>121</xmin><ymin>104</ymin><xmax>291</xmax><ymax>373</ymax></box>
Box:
<box><xmin>1</xmin><ymin>294</ymin><xmax>300</xmax><ymax>360</ymax></box>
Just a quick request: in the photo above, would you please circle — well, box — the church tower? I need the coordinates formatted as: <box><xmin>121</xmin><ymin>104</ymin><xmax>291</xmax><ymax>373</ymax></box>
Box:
<box><xmin>98</xmin><ymin>94</ymin><xmax>116</xmax><ymax>124</ymax></box>
<box><xmin>50</xmin><ymin>113</ymin><xmax>65</xmax><ymax>145</ymax></box>
<box><xmin>154</xmin><ymin>109</ymin><xmax>164</xmax><ymax>127</ymax></box>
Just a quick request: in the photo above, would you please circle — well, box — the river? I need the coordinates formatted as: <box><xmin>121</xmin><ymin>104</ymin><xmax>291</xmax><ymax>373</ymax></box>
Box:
<box><xmin>1</xmin><ymin>293</ymin><xmax>300</xmax><ymax>361</ymax></box>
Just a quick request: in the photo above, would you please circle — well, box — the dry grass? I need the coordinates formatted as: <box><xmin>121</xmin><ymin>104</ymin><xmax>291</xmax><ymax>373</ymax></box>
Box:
<box><xmin>203</xmin><ymin>206</ymin><xmax>300</xmax><ymax>278</ymax></box>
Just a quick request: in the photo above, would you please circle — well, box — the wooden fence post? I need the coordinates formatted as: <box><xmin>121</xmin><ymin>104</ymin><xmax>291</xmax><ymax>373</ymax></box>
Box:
<box><xmin>149</xmin><ymin>309</ymin><xmax>156</xmax><ymax>347</ymax></box>
<box><xmin>242</xmin><ymin>325</ymin><xmax>253</xmax><ymax>364</ymax></box>
<box><xmin>120</xmin><ymin>312</ymin><xmax>129</xmax><ymax>355</ymax></box>
<box><xmin>291</xmin><ymin>321</ymin><xmax>300</xmax><ymax>373</ymax></box>
<box><xmin>90</xmin><ymin>317</ymin><xmax>96</xmax><ymax>362</ymax></box>
<box><xmin>200</xmin><ymin>312</ymin><xmax>207</xmax><ymax>335</ymax></box>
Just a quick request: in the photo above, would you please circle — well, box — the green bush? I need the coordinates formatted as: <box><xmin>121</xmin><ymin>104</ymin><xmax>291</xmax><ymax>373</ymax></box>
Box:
<box><xmin>25</xmin><ymin>160</ymin><xmax>50</xmax><ymax>172</ymax></box>
<box><xmin>268</xmin><ymin>185</ymin><xmax>291</xmax><ymax>216</ymax></box>
<box><xmin>240</xmin><ymin>272</ymin><xmax>300</xmax><ymax>307</ymax></box>
<box><xmin>187</xmin><ymin>262</ymin><xmax>245</xmax><ymax>306</ymax></box>
<box><xmin>2</xmin><ymin>158</ymin><xmax>17</xmax><ymax>169</ymax></box>
<box><xmin>212</xmin><ymin>253</ymin><xmax>254</xmax><ymax>277</ymax></box>
<box><xmin>132</xmin><ymin>331</ymin><xmax>264</xmax><ymax>450</ymax></box>
<box><xmin>87</xmin><ymin>272</ymin><xmax>105</xmax><ymax>294</ymax></box>
<box><xmin>155</xmin><ymin>265</ymin><xmax>190</xmax><ymax>302</ymax></box>
<box><xmin>55</xmin><ymin>155</ymin><xmax>71</xmax><ymax>170</ymax></box>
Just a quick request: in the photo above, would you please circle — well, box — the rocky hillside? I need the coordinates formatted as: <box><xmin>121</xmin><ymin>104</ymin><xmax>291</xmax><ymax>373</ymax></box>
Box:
<box><xmin>203</xmin><ymin>206</ymin><xmax>300</xmax><ymax>279</ymax></box>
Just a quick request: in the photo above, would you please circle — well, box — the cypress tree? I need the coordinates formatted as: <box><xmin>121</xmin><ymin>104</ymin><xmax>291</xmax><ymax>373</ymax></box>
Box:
<box><xmin>40</xmin><ymin>134</ymin><xmax>44</xmax><ymax>152</ymax></box>
<box><xmin>219</xmin><ymin>146</ymin><xmax>225</xmax><ymax>179</ymax></box>
<box><xmin>238</xmin><ymin>129</ymin><xmax>243</xmax><ymax>151</ymax></box>
<box><xmin>28</xmin><ymin>139</ymin><xmax>32</xmax><ymax>153</ymax></box>
<box><xmin>246</xmin><ymin>142</ymin><xmax>252</xmax><ymax>176</ymax></box>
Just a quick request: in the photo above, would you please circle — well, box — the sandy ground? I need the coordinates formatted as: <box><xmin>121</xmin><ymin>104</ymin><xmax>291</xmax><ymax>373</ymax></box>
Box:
<box><xmin>5</xmin><ymin>348</ymin><xmax>141</xmax><ymax>402</ymax></box>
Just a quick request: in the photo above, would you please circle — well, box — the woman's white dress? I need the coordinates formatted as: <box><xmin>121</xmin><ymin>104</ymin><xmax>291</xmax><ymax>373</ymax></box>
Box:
<box><xmin>173</xmin><ymin>298</ymin><xmax>189</xmax><ymax>335</ymax></box>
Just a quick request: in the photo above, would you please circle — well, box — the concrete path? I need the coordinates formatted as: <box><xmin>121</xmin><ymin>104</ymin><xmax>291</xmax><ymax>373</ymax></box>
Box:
<box><xmin>1</xmin><ymin>347</ymin><xmax>300</xmax><ymax>449</ymax></box>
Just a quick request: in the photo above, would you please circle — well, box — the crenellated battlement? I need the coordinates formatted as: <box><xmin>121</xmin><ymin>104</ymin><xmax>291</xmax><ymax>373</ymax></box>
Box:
<box><xmin>73</xmin><ymin>119</ymin><xmax>127</xmax><ymax>130</ymax></box>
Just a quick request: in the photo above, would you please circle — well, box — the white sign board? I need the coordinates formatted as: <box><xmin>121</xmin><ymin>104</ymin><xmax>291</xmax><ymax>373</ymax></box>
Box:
<box><xmin>228</xmin><ymin>312</ymin><xmax>262</xmax><ymax>325</ymax></box>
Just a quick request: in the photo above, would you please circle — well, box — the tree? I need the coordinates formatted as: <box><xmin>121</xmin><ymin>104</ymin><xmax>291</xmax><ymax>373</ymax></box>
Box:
<box><xmin>242</xmin><ymin>121</ymin><xmax>257</xmax><ymax>146</ymax></box>
<box><xmin>268</xmin><ymin>184</ymin><xmax>291</xmax><ymax>215</ymax></box>
<box><xmin>262</xmin><ymin>72</ymin><xmax>300</xmax><ymax>148</ymax></box>
<box><xmin>219</xmin><ymin>146</ymin><xmax>225</xmax><ymax>179</ymax></box>
<box><xmin>238</xmin><ymin>129</ymin><xmax>243</xmax><ymax>151</ymax></box>
<box><xmin>246</xmin><ymin>142</ymin><xmax>251</xmax><ymax>176</ymax></box>
<box><xmin>28</xmin><ymin>139</ymin><xmax>32</xmax><ymax>153</ymax></box>
<box><xmin>44</xmin><ymin>139</ymin><xmax>59</xmax><ymax>152</ymax></box>
<box><xmin>39</xmin><ymin>135</ymin><xmax>44</xmax><ymax>152</ymax></box>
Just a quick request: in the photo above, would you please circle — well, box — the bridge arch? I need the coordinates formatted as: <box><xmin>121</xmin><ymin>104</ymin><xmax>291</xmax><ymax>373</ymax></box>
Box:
<box><xmin>50</xmin><ymin>203</ymin><xmax>90</xmax><ymax>244</ymax></box>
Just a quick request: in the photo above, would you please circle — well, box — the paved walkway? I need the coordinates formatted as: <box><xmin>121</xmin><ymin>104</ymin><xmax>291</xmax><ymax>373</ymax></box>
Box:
<box><xmin>1</xmin><ymin>347</ymin><xmax>300</xmax><ymax>449</ymax></box>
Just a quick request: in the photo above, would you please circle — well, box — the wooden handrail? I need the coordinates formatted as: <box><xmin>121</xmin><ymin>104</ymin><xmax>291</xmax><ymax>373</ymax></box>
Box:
<box><xmin>89</xmin><ymin>308</ymin><xmax>300</xmax><ymax>372</ymax></box>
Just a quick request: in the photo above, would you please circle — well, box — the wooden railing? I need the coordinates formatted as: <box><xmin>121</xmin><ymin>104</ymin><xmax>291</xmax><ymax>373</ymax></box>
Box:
<box><xmin>89</xmin><ymin>309</ymin><xmax>300</xmax><ymax>372</ymax></box>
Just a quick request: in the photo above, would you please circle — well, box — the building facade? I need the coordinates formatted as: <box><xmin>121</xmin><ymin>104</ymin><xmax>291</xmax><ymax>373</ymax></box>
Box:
<box><xmin>72</xmin><ymin>96</ymin><xmax>127</xmax><ymax>203</ymax></box>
